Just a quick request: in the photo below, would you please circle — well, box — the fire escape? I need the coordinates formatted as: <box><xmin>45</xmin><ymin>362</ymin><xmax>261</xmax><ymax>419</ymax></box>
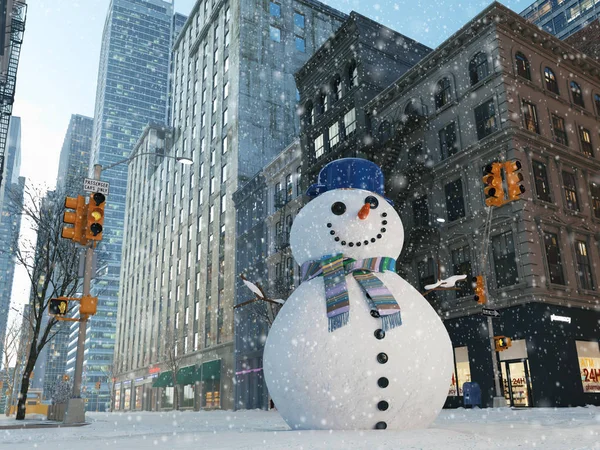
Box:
<box><xmin>272</xmin><ymin>190</ymin><xmax>294</xmax><ymax>300</ymax></box>
<box><xmin>0</xmin><ymin>1</ymin><xmax>26</xmax><ymax>191</ymax></box>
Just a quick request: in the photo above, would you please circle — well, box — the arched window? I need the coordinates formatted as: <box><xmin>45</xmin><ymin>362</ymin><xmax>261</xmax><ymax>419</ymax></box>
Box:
<box><xmin>515</xmin><ymin>52</ymin><xmax>531</xmax><ymax>80</ymax></box>
<box><xmin>434</xmin><ymin>78</ymin><xmax>452</xmax><ymax>110</ymax></box>
<box><xmin>544</xmin><ymin>67</ymin><xmax>559</xmax><ymax>94</ymax></box>
<box><xmin>404</xmin><ymin>99</ymin><xmax>419</xmax><ymax>120</ymax></box>
<box><xmin>304</xmin><ymin>101</ymin><xmax>313</xmax><ymax>126</ymax></box>
<box><xmin>348</xmin><ymin>61</ymin><xmax>358</xmax><ymax>88</ymax></box>
<box><xmin>332</xmin><ymin>76</ymin><xmax>342</xmax><ymax>103</ymax></box>
<box><xmin>378</xmin><ymin>120</ymin><xmax>392</xmax><ymax>142</ymax></box>
<box><xmin>318</xmin><ymin>92</ymin><xmax>328</xmax><ymax>115</ymax></box>
<box><xmin>469</xmin><ymin>52</ymin><xmax>489</xmax><ymax>85</ymax></box>
<box><xmin>570</xmin><ymin>81</ymin><xmax>584</xmax><ymax>107</ymax></box>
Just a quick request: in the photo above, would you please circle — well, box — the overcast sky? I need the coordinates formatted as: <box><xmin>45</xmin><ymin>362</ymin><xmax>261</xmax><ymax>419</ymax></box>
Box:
<box><xmin>8</xmin><ymin>0</ymin><xmax>533</xmax><ymax>319</ymax></box>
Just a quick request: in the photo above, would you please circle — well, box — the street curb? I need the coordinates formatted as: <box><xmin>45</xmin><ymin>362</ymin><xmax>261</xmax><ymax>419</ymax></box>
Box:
<box><xmin>0</xmin><ymin>422</ymin><xmax>90</xmax><ymax>430</ymax></box>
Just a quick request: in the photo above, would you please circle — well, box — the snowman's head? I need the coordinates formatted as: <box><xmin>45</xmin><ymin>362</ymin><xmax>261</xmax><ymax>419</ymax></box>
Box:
<box><xmin>290</xmin><ymin>188</ymin><xmax>404</xmax><ymax>265</ymax></box>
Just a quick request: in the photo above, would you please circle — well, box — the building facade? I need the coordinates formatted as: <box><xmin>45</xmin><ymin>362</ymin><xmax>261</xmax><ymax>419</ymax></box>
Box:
<box><xmin>0</xmin><ymin>0</ymin><xmax>26</xmax><ymax>194</ymax></box>
<box><xmin>295</xmin><ymin>12</ymin><xmax>431</xmax><ymax>190</ymax></box>
<box><xmin>363</xmin><ymin>2</ymin><xmax>600</xmax><ymax>407</ymax></box>
<box><xmin>521</xmin><ymin>0</ymin><xmax>600</xmax><ymax>40</ymax></box>
<box><xmin>113</xmin><ymin>0</ymin><xmax>346</xmax><ymax>411</ymax></box>
<box><xmin>232</xmin><ymin>140</ymin><xmax>302</xmax><ymax>410</ymax></box>
<box><xmin>67</xmin><ymin>0</ymin><xmax>177</xmax><ymax>412</ymax></box>
<box><xmin>0</xmin><ymin>117</ymin><xmax>23</xmax><ymax>367</ymax></box>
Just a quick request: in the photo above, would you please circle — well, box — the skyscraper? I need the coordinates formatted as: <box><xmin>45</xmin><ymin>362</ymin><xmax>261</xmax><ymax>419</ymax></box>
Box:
<box><xmin>114</xmin><ymin>0</ymin><xmax>346</xmax><ymax>411</ymax></box>
<box><xmin>0</xmin><ymin>116</ymin><xmax>24</xmax><ymax>367</ymax></box>
<box><xmin>521</xmin><ymin>0</ymin><xmax>600</xmax><ymax>39</ymax></box>
<box><xmin>65</xmin><ymin>0</ymin><xmax>177</xmax><ymax>411</ymax></box>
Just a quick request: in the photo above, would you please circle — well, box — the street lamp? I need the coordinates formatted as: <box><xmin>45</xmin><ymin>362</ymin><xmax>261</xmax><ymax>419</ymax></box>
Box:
<box><xmin>101</xmin><ymin>152</ymin><xmax>193</xmax><ymax>172</ymax></box>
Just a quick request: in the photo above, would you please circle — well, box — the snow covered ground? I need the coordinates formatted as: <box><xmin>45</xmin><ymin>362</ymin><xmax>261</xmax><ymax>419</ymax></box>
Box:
<box><xmin>1</xmin><ymin>407</ymin><xmax>599</xmax><ymax>449</ymax></box>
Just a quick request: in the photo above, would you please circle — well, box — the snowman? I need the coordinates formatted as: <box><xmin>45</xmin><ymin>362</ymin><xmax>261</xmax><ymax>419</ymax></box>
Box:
<box><xmin>263</xmin><ymin>158</ymin><xmax>453</xmax><ymax>431</ymax></box>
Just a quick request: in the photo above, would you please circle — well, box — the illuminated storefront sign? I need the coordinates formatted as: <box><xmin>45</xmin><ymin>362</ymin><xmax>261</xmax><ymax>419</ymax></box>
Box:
<box><xmin>576</xmin><ymin>341</ymin><xmax>600</xmax><ymax>393</ymax></box>
<box><xmin>550</xmin><ymin>314</ymin><xmax>571</xmax><ymax>324</ymax></box>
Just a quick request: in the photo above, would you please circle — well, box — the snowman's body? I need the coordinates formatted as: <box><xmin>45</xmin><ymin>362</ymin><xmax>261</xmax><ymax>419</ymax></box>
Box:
<box><xmin>263</xmin><ymin>187</ymin><xmax>453</xmax><ymax>431</ymax></box>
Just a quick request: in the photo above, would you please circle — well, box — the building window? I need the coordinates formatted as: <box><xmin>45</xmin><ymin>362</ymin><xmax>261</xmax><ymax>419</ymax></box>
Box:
<box><xmin>594</xmin><ymin>93</ymin><xmax>600</xmax><ymax>115</ymax></box>
<box><xmin>543</xmin><ymin>232</ymin><xmax>565</xmax><ymax>285</ymax></box>
<box><xmin>590</xmin><ymin>182</ymin><xmax>600</xmax><ymax>219</ymax></box>
<box><xmin>269</xmin><ymin>26</ymin><xmax>281</xmax><ymax>42</ymax></box>
<box><xmin>221</xmin><ymin>194</ymin><xmax>227</xmax><ymax>213</ymax></box>
<box><xmin>492</xmin><ymin>231</ymin><xmax>518</xmax><ymax>288</ymax></box>
<box><xmin>296</xmin><ymin>166</ymin><xmax>301</xmax><ymax>196</ymax></box>
<box><xmin>448</xmin><ymin>347</ymin><xmax>472</xmax><ymax>396</ymax></box>
<box><xmin>579</xmin><ymin>127</ymin><xmax>593</xmax><ymax>156</ymax></box>
<box><xmin>570</xmin><ymin>81</ymin><xmax>584</xmax><ymax>107</ymax></box>
<box><xmin>434</xmin><ymin>77</ymin><xmax>451</xmax><ymax>109</ymax></box>
<box><xmin>294</xmin><ymin>12</ymin><xmax>305</xmax><ymax>28</ymax></box>
<box><xmin>209</xmin><ymin>204</ymin><xmax>214</xmax><ymax>222</ymax></box>
<box><xmin>318</xmin><ymin>92</ymin><xmax>328</xmax><ymax>114</ymax></box>
<box><xmin>304</xmin><ymin>102</ymin><xmax>313</xmax><ymax>126</ymax></box>
<box><xmin>332</xmin><ymin>76</ymin><xmax>342</xmax><ymax>102</ymax></box>
<box><xmin>221</xmin><ymin>164</ymin><xmax>228</xmax><ymax>182</ymax></box>
<box><xmin>444</xmin><ymin>179</ymin><xmax>465</xmax><ymax>222</ymax></box>
<box><xmin>274</xmin><ymin>182</ymin><xmax>282</xmax><ymax>207</ymax></box>
<box><xmin>562</xmin><ymin>171</ymin><xmax>580</xmax><ymax>211</ymax></box>
<box><xmin>533</xmin><ymin>160</ymin><xmax>552</xmax><ymax>203</ymax></box>
<box><xmin>269</xmin><ymin>2</ymin><xmax>281</xmax><ymax>17</ymax></box>
<box><xmin>314</xmin><ymin>134</ymin><xmax>324</xmax><ymax>159</ymax></box>
<box><xmin>515</xmin><ymin>52</ymin><xmax>531</xmax><ymax>80</ymax></box>
<box><xmin>439</xmin><ymin>121</ymin><xmax>458</xmax><ymax>159</ymax></box>
<box><xmin>417</xmin><ymin>257</ymin><xmax>437</xmax><ymax>301</ymax></box>
<box><xmin>474</xmin><ymin>99</ymin><xmax>497</xmax><ymax>140</ymax></box>
<box><xmin>522</xmin><ymin>101</ymin><xmax>539</xmax><ymax>134</ymax></box>
<box><xmin>222</xmin><ymin>136</ymin><xmax>228</xmax><ymax>154</ymax></box>
<box><xmin>544</xmin><ymin>67</ymin><xmax>559</xmax><ymax>94</ymax></box>
<box><xmin>344</xmin><ymin>108</ymin><xmax>356</xmax><ymax>135</ymax></box>
<box><xmin>576</xmin><ymin>341</ymin><xmax>600</xmax><ymax>393</ymax></box>
<box><xmin>328</xmin><ymin>122</ymin><xmax>339</xmax><ymax>148</ymax></box>
<box><xmin>223</xmin><ymin>108</ymin><xmax>228</xmax><ymax>127</ymax></box>
<box><xmin>550</xmin><ymin>114</ymin><xmax>569</xmax><ymax>146</ymax></box>
<box><xmin>224</xmin><ymin>57</ymin><xmax>229</xmax><ymax>72</ymax></box>
<box><xmin>412</xmin><ymin>196</ymin><xmax>429</xmax><ymax>228</ymax></box>
<box><xmin>575</xmin><ymin>240</ymin><xmax>594</xmax><ymax>290</ymax></box>
<box><xmin>349</xmin><ymin>62</ymin><xmax>358</xmax><ymax>87</ymax></box>
<box><xmin>469</xmin><ymin>52</ymin><xmax>489</xmax><ymax>85</ymax></box>
<box><xmin>451</xmin><ymin>246</ymin><xmax>473</xmax><ymax>298</ymax></box>
<box><xmin>223</xmin><ymin>82</ymin><xmax>229</xmax><ymax>99</ymax></box>
<box><xmin>295</xmin><ymin>36</ymin><xmax>305</xmax><ymax>52</ymax></box>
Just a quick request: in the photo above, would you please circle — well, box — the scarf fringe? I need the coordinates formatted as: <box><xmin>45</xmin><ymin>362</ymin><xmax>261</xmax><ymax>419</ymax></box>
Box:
<box><xmin>381</xmin><ymin>312</ymin><xmax>402</xmax><ymax>332</ymax></box>
<box><xmin>328</xmin><ymin>312</ymin><xmax>349</xmax><ymax>332</ymax></box>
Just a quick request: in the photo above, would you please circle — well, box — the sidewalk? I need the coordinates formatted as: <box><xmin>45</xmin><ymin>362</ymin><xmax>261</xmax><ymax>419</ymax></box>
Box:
<box><xmin>0</xmin><ymin>414</ymin><xmax>88</xmax><ymax>429</ymax></box>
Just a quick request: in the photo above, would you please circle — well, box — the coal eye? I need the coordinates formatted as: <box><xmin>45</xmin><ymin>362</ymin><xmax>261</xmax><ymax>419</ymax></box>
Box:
<box><xmin>331</xmin><ymin>202</ymin><xmax>346</xmax><ymax>215</ymax></box>
<box><xmin>365</xmin><ymin>196</ymin><xmax>379</xmax><ymax>209</ymax></box>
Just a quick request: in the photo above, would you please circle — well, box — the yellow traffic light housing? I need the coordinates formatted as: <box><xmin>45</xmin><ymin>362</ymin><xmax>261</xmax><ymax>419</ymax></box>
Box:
<box><xmin>62</xmin><ymin>196</ymin><xmax>88</xmax><ymax>245</ymax></box>
<box><xmin>472</xmin><ymin>275</ymin><xmax>486</xmax><ymax>304</ymax></box>
<box><xmin>494</xmin><ymin>336</ymin><xmax>512</xmax><ymax>352</ymax></box>
<box><xmin>49</xmin><ymin>297</ymin><xmax>69</xmax><ymax>316</ymax></box>
<box><xmin>483</xmin><ymin>163</ymin><xmax>505</xmax><ymax>207</ymax></box>
<box><xmin>95</xmin><ymin>381</ymin><xmax>101</xmax><ymax>390</ymax></box>
<box><xmin>63</xmin><ymin>374</ymin><xmax>70</xmax><ymax>382</ymax></box>
<box><xmin>80</xmin><ymin>295</ymin><xmax>98</xmax><ymax>316</ymax></box>
<box><xmin>505</xmin><ymin>160</ymin><xmax>525</xmax><ymax>202</ymax></box>
<box><xmin>86</xmin><ymin>192</ymin><xmax>106</xmax><ymax>241</ymax></box>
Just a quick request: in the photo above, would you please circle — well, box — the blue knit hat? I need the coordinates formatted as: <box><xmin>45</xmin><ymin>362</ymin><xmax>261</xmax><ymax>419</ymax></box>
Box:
<box><xmin>306</xmin><ymin>158</ymin><xmax>393</xmax><ymax>204</ymax></box>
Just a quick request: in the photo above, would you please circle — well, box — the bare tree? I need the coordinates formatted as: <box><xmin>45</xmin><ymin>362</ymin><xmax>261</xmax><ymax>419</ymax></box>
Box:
<box><xmin>100</xmin><ymin>354</ymin><xmax>122</xmax><ymax>412</ymax></box>
<box><xmin>235</xmin><ymin>275</ymin><xmax>284</xmax><ymax>328</ymax></box>
<box><xmin>162</xmin><ymin>328</ymin><xmax>183</xmax><ymax>411</ymax></box>
<box><xmin>1</xmin><ymin>318</ymin><xmax>21</xmax><ymax>416</ymax></box>
<box><xmin>3</xmin><ymin>185</ymin><xmax>80</xmax><ymax>420</ymax></box>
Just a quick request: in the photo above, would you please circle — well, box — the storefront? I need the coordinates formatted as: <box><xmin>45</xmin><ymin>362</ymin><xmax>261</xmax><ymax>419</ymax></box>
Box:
<box><xmin>444</xmin><ymin>303</ymin><xmax>600</xmax><ymax>408</ymax></box>
<box><xmin>113</xmin><ymin>382</ymin><xmax>121</xmax><ymax>411</ymax></box>
<box><xmin>122</xmin><ymin>380</ymin><xmax>132</xmax><ymax>410</ymax></box>
<box><xmin>201</xmin><ymin>360</ymin><xmax>221</xmax><ymax>408</ymax></box>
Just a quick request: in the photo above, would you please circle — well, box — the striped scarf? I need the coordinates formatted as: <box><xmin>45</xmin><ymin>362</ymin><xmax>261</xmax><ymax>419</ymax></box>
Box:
<box><xmin>301</xmin><ymin>255</ymin><xmax>402</xmax><ymax>332</ymax></box>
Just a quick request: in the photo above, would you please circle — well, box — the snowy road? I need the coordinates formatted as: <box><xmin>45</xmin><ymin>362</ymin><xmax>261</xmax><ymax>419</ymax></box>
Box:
<box><xmin>1</xmin><ymin>407</ymin><xmax>598</xmax><ymax>449</ymax></box>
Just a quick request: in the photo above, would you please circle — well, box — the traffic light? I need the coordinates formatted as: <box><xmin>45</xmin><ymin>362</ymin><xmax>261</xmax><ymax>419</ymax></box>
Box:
<box><xmin>494</xmin><ymin>336</ymin><xmax>512</xmax><ymax>352</ymax></box>
<box><xmin>49</xmin><ymin>297</ymin><xmax>69</xmax><ymax>316</ymax></box>
<box><xmin>472</xmin><ymin>275</ymin><xmax>486</xmax><ymax>305</ymax></box>
<box><xmin>86</xmin><ymin>192</ymin><xmax>106</xmax><ymax>241</ymax></box>
<box><xmin>62</xmin><ymin>196</ymin><xmax>87</xmax><ymax>244</ymax></box>
<box><xmin>80</xmin><ymin>295</ymin><xmax>98</xmax><ymax>316</ymax></box>
<box><xmin>482</xmin><ymin>163</ymin><xmax>505</xmax><ymax>207</ymax></box>
<box><xmin>63</xmin><ymin>374</ymin><xmax>70</xmax><ymax>382</ymax></box>
<box><xmin>505</xmin><ymin>160</ymin><xmax>525</xmax><ymax>202</ymax></box>
<box><xmin>95</xmin><ymin>381</ymin><xmax>101</xmax><ymax>390</ymax></box>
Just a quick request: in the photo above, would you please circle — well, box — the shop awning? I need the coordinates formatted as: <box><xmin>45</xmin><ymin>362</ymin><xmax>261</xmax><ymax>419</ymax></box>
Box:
<box><xmin>202</xmin><ymin>360</ymin><xmax>221</xmax><ymax>381</ymax></box>
<box><xmin>152</xmin><ymin>371</ymin><xmax>174</xmax><ymax>388</ymax></box>
<box><xmin>176</xmin><ymin>366</ymin><xmax>197</xmax><ymax>385</ymax></box>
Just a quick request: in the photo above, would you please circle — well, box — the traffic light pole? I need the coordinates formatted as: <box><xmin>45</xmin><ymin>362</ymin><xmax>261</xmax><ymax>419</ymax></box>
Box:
<box><xmin>64</xmin><ymin>164</ymin><xmax>102</xmax><ymax>424</ymax></box>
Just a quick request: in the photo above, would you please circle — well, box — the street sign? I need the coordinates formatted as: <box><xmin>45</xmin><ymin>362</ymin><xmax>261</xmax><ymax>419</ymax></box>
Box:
<box><xmin>482</xmin><ymin>307</ymin><xmax>500</xmax><ymax>318</ymax></box>
<box><xmin>83</xmin><ymin>178</ymin><xmax>110</xmax><ymax>195</ymax></box>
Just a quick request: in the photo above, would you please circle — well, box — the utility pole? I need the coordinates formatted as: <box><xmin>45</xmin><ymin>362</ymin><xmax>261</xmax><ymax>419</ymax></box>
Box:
<box><xmin>63</xmin><ymin>164</ymin><xmax>102</xmax><ymax>424</ymax></box>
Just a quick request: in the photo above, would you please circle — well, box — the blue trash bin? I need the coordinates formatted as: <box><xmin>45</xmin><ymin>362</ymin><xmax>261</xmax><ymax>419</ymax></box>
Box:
<box><xmin>463</xmin><ymin>382</ymin><xmax>481</xmax><ymax>407</ymax></box>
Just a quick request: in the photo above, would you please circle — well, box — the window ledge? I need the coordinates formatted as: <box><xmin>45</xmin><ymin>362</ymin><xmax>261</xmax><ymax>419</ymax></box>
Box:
<box><xmin>534</xmin><ymin>199</ymin><xmax>558</xmax><ymax>210</ymax></box>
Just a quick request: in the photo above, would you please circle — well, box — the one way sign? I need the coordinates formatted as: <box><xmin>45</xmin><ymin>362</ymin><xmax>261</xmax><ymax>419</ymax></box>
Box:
<box><xmin>482</xmin><ymin>307</ymin><xmax>500</xmax><ymax>318</ymax></box>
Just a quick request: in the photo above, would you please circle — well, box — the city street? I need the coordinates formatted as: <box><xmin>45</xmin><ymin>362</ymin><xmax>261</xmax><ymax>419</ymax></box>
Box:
<box><xmin>1</xmin><ymin>407</ymin><xmax>598</xmax><ymax>449</ymax></box>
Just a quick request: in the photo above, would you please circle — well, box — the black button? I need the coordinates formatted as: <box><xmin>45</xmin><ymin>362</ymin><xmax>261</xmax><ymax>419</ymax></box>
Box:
<box><xmin>371</xmin><ymin>238</ymin><xmax>376</xmax><ymax>243</ymax></box>
<box><xmin>348</xmin><ymin>242</ymin><xmax>354</xmax><ymax>247</ymax></box>
<box><xmin>327</xmin><ymin>223</ymin><xmax>332</xmax><ymax>228</ymax></box>
<box><xmin>378</xmin><ymin>377</ymin><xmax>389</xmax><ymax>388</ymax></box>
<box><xmin>374</xmin><ymin>329</ymin><xmax>385</xmax><ymax>340</ymax></box>
<box><xmin>334</xmin><ymin>237</ymin><xmax>340</xmax><ymax>242</ymax></box>
<box><xmin>330</xmin><ymin>230</ymin><xmax>335</xmax><ymax>235</ymax></box>
<box><xmin>375</xmin><ymin>421</ymin><xmax>387</xmax><ymax>430</ymax></box>
<box><xmin>356</xmin><ymin>242</ymin><xmax>361</xmax><ymax>246</ymax></box>
<box><xmin>377</xmin><ymin>234</ymin><xmax>382</xmax><ymax>239</ymax></box>
<box><xmin>370</xmin><ymin>310</ymin><xmax>380</xmax><ymax>318</ymax></box>
<box><xmin>364</xmin><ymin>240</ymin><xmax>369</xmax><ymax>245</ymax></box>
<box><xmin>377</xmin><ymin>352</ymin><xmax>388</xmax><ymax>364</ymax></box>
<box><xmin>382</xmin><ymin>212</ymin><xmax>388</xmax><ymax>217</ymax></box>
<box><xmin>377</xmin><ymin>400</ymin><xmax>389</xmax><ymax>411</ymax></box>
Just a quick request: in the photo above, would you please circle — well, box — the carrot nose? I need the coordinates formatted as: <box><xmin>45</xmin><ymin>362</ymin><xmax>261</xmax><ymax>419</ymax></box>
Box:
<box><xmin>358</xmin><ymin>203</ymin><xmax>371</xmax><ymax>220</ymax></box>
